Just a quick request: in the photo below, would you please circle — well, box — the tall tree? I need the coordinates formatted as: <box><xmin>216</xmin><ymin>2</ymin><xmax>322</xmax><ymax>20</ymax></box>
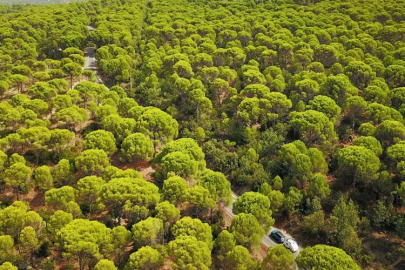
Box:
<box><xmin>233</xmin><ymin>192</ymin><xmax>274</xmax><ymax>231</ymax></box>
<box><xmin>125</xmin><ymin>247</ymin><xmax>162</xmax><ymax>270</ymax></box>
<box><xmin>167</xmin><ymin>236</ymin><xmax>212</xmax><ymax>270</ymax></box>
<box><xmin>4</xmin><ymin>162</ymin><xmax>33</xmax><ymax>200</ymax></box>
<box><xmin>229</xmin><ymin>213</ymin><xmax>265</xmax><ymax>251</ymax></box>
<box><xmin>262</xmin><ymin>245</ymin><xmax>295</xmax><ymax>270</ymax></box>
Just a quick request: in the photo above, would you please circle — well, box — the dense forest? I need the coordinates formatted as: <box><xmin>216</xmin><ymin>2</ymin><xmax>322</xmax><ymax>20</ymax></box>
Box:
<box><xmin>0</xmin><ymin>0</ymin><xmax>405</xmax><ymax>269</ymax></box>
<box><xmin>0</xmin><ymin>0</ymin><xmax>87</xmax><ymax>5</ymax></box>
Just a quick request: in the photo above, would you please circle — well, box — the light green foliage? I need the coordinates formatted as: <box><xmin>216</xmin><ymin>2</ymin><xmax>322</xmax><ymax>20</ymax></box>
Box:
<box><xmin>290</xmin><ymin>110</ymin><xmax>337</xmax><ymax>148</ymax></box>
<box><xmin>197</xmin><ymin>170</ymin><xmax>231</xmax><ymax>205</ymax></box>
<box><xmin>258</xmin><ymin>183</ymin><xmax>285</xmax><ymax>215</ymax></box>
<box><xmin>0</xmin><ymin>262</ymin><xmax>18</xmax><ymax>270</ymax></box>
<box><xmin>185</xmin><ymin>185</ymin><xmax>216</xmax><ymax>217</ymax></box>
<box><xmin>358</xmin><ymin>122</ymin><xmax>377</xmax><ymax>136</ymax></box>
<box><xmin>1</xmin><ymin>0</ymin><xmax>405</xmax><ymax>267</ymax></box>
<box><xmin>237</xmin><ymin>97</ymin><xmax>275</xmax><ymax>126</ymax></box>
<box><xmin>94</xmin><ymin>259</ymin><xmax>117</xmax><ymax>270</ymax></box>
<box><xmin>76</xmin><ymin>176</ymin><xmax>105</xmax><ymax>214</ymax></box>
<box><xmin>47</xmin><ymin>210</ymin><xmax>73</xmax><ymax>236</ymax></box>
<box><xmin>20</xmin><ymin>226</ymin><xmax>39</xmax><ymax>255</ymax></box>
<box><xmin>344</xmin><ymin>61</ymin><xmax>375</xmax><ymax>89</ymax></box>
<box><xmin>293</xmin><ymin>79</ymin><xmax>320</xmax><ymax>104</ymax></box>
<box><xmin>337</xmin><ymin>146</ymin><xmax>380</xmax><ymax>185</ymax></box>
<box><xmin>4</xmin><ymin>162</ymin><xmax>33</xmax><ymax>200</ymax></box>
<box><xmin>111</xmin><ymin>226</ymin><xmax>131</xmax><ymax>261</ymax></box>
<box><xmin>308</xmin><ymin>148</ymin><xmax>328</xmax><ymax>174</ymax></box>
<box><xmin>0</xmin><ymin>81</ymin><xmax>9</xmax><ymax>97</ymax></box>
<box><xmin>64</xmin><ymin>201</ymin><xmax>82</xmax><ymax>218</ymax></box>
<box><xmin>365</xmin><ymin>103</ymin><xmax>403</xmax><ymax>124</ymax></box>
<box><xmin>0</xmin><ymin>235</ymin><xmax>15</xmax><ymax>264</ymax></box>
<box><xmin>56</xmin><ymin>219</ymin><xmax>113</xmax><ymax>270</ymax></box>
<box><xmin>137</xmin><ymin>108</ymin><xmax>179</xmax><ymax>146</ymax></box>
<box><xmin>229</xmin><ymin>213</ymin><xmax>265</xmax><ymax>250</ymax></box>
<box><xmin>55</xmin><ymin>106</ymin><xmax>88</xmax><ymax>128</ymax></box>
<box><xmin>121</xmin><ymin>133</ymin><xmax>154</xmax><ymax>161</ymax></box>
<box><xmin>225</xmin><ymin>245</ymin><xmax>258</xmax><ymax>270</ymax></box>
<box><xmin>117</xmin><ymin>98</ymin><xmax>138</xmax><ymax>117</ymax></box>
<box><xmin>161</xmin><ymin>151</ymin><xmax>199</xmax><ymax>179</ymax></box>
<box><xmin>214</xmin><ymin>230</ymin><xmax>235</xmax><ymax>264</ymax></box>
<box><xmin>284</xmin><ymin>187</ymin><xmax>304</xmax><ymax>216</ymax></box>
<box><xmin>34</xmin><ymin>165</ymin><xmax>53</xmax><ymax>192</ymax></box>
<box><xmin>320</xmin><ymin>74</ymin><xmax>358</xmax><ymax>106</ymax></box>
<box><xmin>75</xmin><ymin>149</ymin><xmax>110</xmax><ymax>176</ymax></box>
<box><xmin>240</xmin><ymin>84</ymin><xmax>270</xmax><ymax>98</ymax></box>
<box><xmin>0</xmin><ymin>150</ymin><xmax>7</xmax><ymax>171</ymax></box>
<box><xmin>353</xmin><ymin>136</ymin><xmax>383</xmax><ymax>156</ymax></box>
<box><xmin>262</xmin><ymin>245</ymin><xmax>295</xmax><ymax>270</ymax></box>
<box><xmin>376</xmin><ymin>120</ymin><xmax>405</xmax><ymax>144</ymax></box>
<box><xmin>296</xmin><ymin>245</ymin><xmax>361</xmax><ymax>270</ymax></box>
<box><xmin>52</xmin><ymin>159</ymin><xmax>74</xmax><ymax>187</ymax></box>
<box><xmin>45</xmin><ymin>186</ymin><xmax>76</xmax><ymax>211</ymax></box>
<box><xmin>49</xmin><ymin>129</ymin><xmax>75</xmax><ymax>156</ymax></box>
<box><xmin>155</xmin><ymin>201</ymin><xmax>180</xmax><ymax>231</ymax></box>
<box><xmin>308</xmin><ymin>173</ymin><xmax>331</xmax><ymax>199</ymax></box>
<box><xmin>125</xmin><ymin>246</ymin><xmax>162</xmax><ymax>270</ymax></box>
<box><xmin>307</xmin><ymin>95</ymin><xmax>341</xmax><ymax>120</ymax></box>
<box><xmin>98</xmin><ymin>178</ymin><xmax>159</xmax><ymax>220</ymax></box>
<box><xmin>0</xmin><ymin>202</ymin><xmax>45</xmax><ymax>238</ymax></box>
<box><xmin>154</xmin><ymin>138</ymin><xmax>206</xmax><ymax>178</ymax></box>
<box><xmin>162</xmin><ymin>176</ymin><xmax>189</xmax><ymax>205</ymax></box>
<box><xmin>83</xmin><ymin>130</ymin><xmax>117</xmax><ymax>156</ymax></box>
<box><xmin>171</xmin><ymin>217</ymin><xmax>212</xmax><ymax>249</ymax></box>
<box><xmin>102</xmin><ymin>114</ymin><xmax>137</xmax><ymax>143</ymax></box>
<box><xmin>277</xmin><ymin>141</ymin><xmax>316</xmax><ymax>188</ymax></box>
<box><xmin>102</xmin><ymin>166</ymin><xmax>143</xmax><ymax>181</ymax></box>
<box><xmin>233</xmin><ymin>192</ymin><xmax>274</xmax><ymax>231</ymax></box>
<box><xmin>62</xmin><ymin>62</ymin><xmax>82</xmax><ymax>89</ymax></box>
<box><xmin>132</xmin><ymin>217</ymin><xmax>164</xmax><ymax>248</ymax></box>
<box><xmin>167</xmin><ymin>236</ymin><xmax>211</xmax><ymax>270</ymax></box>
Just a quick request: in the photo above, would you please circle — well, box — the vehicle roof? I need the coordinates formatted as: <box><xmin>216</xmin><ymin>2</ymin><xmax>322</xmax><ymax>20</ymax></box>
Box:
<box><xmin>276</xmin><ymin>231</ymin><xmax>285</xmax><ymax>237</ymax></box>
<box><xmin>287</xmin><ymin>239</ymin><xmax>298</xmax><ymax>245</ymax></box>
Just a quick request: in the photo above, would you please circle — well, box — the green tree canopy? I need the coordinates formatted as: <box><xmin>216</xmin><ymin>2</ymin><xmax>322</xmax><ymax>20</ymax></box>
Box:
<box><xmin>75</xmin><ymin>149</ymin><xmax>110</xmax><ymax>176</ymax></box>
<box><xmin>233</xmin><ymin>191</ymin><xmax>274</xmax><ymax>231</ymax></box>
<box><xmin>83</xmin><ymin>130</ymin><xmax>117</xmax><ymax>156</ymax></box>
<box><xmin>171</xmin><ymin>217</ymin><xmax>212</xmax><ymax>249</ymax></box>
<box><xmin>197</xmin><ymin>170</ymin><xmax>232</xmax><ymax>206</ymax></box>
<box><xmin>4</xmin><ymin>162</ymin><xmax>33</xmax><ymax>200</ymax></box>
<box><xmin>121</xmin><ymin>133</ymin><xmax>154</xmax><ymax>161</ymax></box>
<box><xmin>229</xmin><ymin>213</ymin><xmax>265</xmax><ymax>250</ymax></box>
<box><xmin>76</xmin><ymin>176</ymin><xmax>106</xmax><ymax>214</ymax></box>
<box><xmin>290</xmin><ymin>110</ymin><xmax>337</xmax><ymax>148</ymax></box>
<box><xmin>167</xmin><ymin>236</ymin><xmax>211</xmax><ymax>270</ymax></box>
<box><xmin>296</xmin><ymin>245</ymin><xmax>360</xmax><ymax>270</ymax></box>
<box><xmin>94</xmin><ymin>259</ymin><xmax>117</xmax><ymax>270</ymax></box>
<box><xmin>132</xmin><ymin>217</ymin><xmax>164</xmax><ymax>248</ymax></box>
<box><xmin>125</xmin><ymin>246</ymin><xmax>162</xmax><ymax>270</ymax></box>
<box><xmin>56</xmin><ymin>219</ymin><xmax>113</xmax><ymax>270</ymax></box>
<box><xmin>161</xmin><ymin>176</ymin><xmax>189</xmax><ymax>205</ymax></box>
<box><xmin>98</xmin><ymin>177</ymin><xmax>159</xmax><ymax>221</ymax></box>
<box><xmin>337</xmin><ymin>146</ymin><xmax>380</xmax><ymax>186</ymax></box>
<box><xmin>262</xmin><ymin>245</ymin><xmax>295</xmax><ymax>270</ymax></box>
